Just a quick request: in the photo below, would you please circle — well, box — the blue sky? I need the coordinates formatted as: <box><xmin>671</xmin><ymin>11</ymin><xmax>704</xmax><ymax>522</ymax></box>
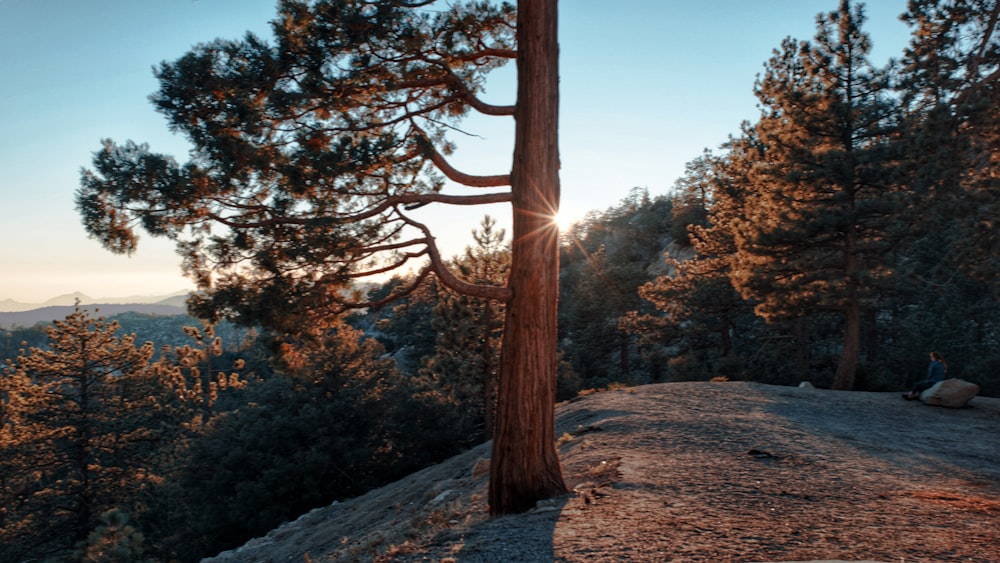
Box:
<box><xmin>0</xmin><ymin>0</ymin><xmax>911</xmax><ymax>303</ymax></box>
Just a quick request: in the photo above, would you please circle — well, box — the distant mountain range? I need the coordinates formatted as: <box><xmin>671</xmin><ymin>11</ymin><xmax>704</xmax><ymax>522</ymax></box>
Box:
<box><xmin>0</xmin><ymin>291</ymin><xmax>190</xmax><ymax>328</ymax></box>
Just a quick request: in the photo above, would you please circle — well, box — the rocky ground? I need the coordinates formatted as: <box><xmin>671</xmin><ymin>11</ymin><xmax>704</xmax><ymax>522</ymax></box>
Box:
<box><xmin>204</xmin><ymin>381</ymin><xmax>1000</xmax><ymax>563</ymax></box>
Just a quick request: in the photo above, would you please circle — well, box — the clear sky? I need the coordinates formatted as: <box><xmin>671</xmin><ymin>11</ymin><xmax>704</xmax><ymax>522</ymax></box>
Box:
<box><xmin>0</xmin><ymin>0</ymin><xmax>912</xmax><ymax>303</ymax></box>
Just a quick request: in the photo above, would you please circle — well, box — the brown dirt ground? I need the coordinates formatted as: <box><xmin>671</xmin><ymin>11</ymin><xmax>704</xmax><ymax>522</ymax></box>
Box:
<box><xmin>204</xmin><ymin>381</ymin><xmax>1000</xmax><ymax>563</ymax></box>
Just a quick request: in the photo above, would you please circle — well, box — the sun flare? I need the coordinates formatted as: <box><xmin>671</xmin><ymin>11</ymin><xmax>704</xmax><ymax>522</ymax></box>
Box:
<box><xmin>553</xmin><ymin>210</ymin><xmax>575</xmax><ymax>232</ymax></box>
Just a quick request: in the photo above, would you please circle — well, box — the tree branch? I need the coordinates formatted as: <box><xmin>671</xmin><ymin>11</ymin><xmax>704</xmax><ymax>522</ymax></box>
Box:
<box><xmin>347</xmin><ymin>248</ymin><xmax>428</xmax><ymax>278</ymax></box>
<box><xmin>401</xmin><ymin>213</ymin><xmax>511</xmax><ymax>301</ymax></box>
<box><xmin>465</xmin><ymin>94</ymin><xmax>516</xmax><ymax>116</ymax></box>
<box><xmin>418</xmin><ymin>55</ymin><xmax>516</xmax><ymax>116</ymax></box>
<box><xmin>332</xmin><ymin>266</ymin><xmax>435</xmax><ymax>311</ymax></box>
<box><xmin>457</xmin><ymin>48</ymin><xmax>517</xmax><ymax>61</ymax></box>
<box><xmin>417</xmin><ymin>137</ymin><xmax>511</xmax><ymax>187</ymax></box>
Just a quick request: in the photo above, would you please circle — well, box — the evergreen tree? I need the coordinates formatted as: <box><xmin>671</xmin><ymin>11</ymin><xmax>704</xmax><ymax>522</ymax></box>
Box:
<box><xmin>897</xmin><ymin>0</ymin><xmax>999</xmax><ymax>285</ymax></box>
<box><xmin>77</xmin><ymin>0</ymin><xmax>566</xmax><ymax>513</ymax></box>
<box><xmin>152</xmin><ymin>322</ymin><xmax>246</xmax><ymax>422</ymax></box>
<box><xmin>559</xmin><ymin>189</ymin><xmax>672</xmax><ymax>386</ymax></box>
<box><xmin>885</xmin><ymin>0</ymin><xmax>1000</xmax><ymax>393</ymax></box>
<box><xmin>729</xmin><ymin>0</ymin><xmax>900</xmax><ymax>389</ymax></box>
<box><xmin>669</xmin><ymin>152</ymin><xmax>713</xmax><ymax>246</ymax></box>
<box><xmin>421</xmin><ymin>215</ymin><xmax>509</xmax><ymax>443</ymax></box>
<box><xmin>77</xmin><ymin>508</ymin><xmax>148</xmax><ymax>563</ymax></box>
<box><xmin>171</xmin><ymin>320</ymin><xmax>459</xmax><ymax>559</ymax></box>
<box><xmin>1</xmin><ymin>308</ymin><xmax>166</xmax><ymax>560</ymax></box>
<box><xmin>625</xmin><ymin>151</ymin><xmax>757</xmax><ymax>381</ymax></box>
<box><xmin>0</xmin><ymin>337</ymin><xmax>46</xmax><ymax>561</ymax></box>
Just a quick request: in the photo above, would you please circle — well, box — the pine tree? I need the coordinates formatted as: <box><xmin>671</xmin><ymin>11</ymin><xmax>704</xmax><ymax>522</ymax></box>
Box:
<box><xmin>898</xmin><ymin>0</ymin><xmax>1000</xmax><ymax>285</ymax></box>
<box><xmin>170</xmin><ymin>319</ymin><xmax>458</xmax><ymax>559</ymax></box>
<box><xmin>884</xmin><ymin>0</ymin><xmax>1000</xmax><ymax>393</ymax></box>
<box><xmin>78</xmin><ymin>0</ymin><xmax>566</xmax><ymax>514</ymax></box>
<box><xmin>4</xmin><ymin>308</ymin><xmax>166</xmax><ymax>559</ymax></box>
<box><xmin>559</xmin><ymin>189</ymin><xmax>672</xmax><ymax>386</ymax></box>
<box><xmin>421</xmin><ymin>215</ymin><xmax>509</xmax><ymax>443</ymax></box>
<box><xmin>0</xmin><ymin>338</ymin><xmax>48</xmax><ymax>561</ymax></box>
<box><xmin>728</xmin><ymin>0</ymin><xmax>900</xmax><ymax>389</ymax></box>
<box><xmin>626</xmin><ymin>151</ymin><xmax>756</xmax><ymax>380</ymax></box>
<box><xmin>77</xmin><ymin>508</ymin><xmax>148</xmax><ymax>563</ymax></box>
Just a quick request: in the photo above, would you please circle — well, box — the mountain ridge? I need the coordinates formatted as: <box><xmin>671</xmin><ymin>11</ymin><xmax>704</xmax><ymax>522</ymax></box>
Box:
<box><xmin>0</xmin><ymin>290</ymin><xmax>190</xmax><ymax>313</ymax></box>
<box><xmin>0</xmin><ymin>292</ymin><xmax>190</xmax><ymax>328</ymax></box>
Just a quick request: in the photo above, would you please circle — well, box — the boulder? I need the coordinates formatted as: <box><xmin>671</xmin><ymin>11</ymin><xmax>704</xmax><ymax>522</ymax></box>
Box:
<box><xmin>920</xmin><ymin>378</ymin><xmax>980</xmax><ymax>408</ymax></box>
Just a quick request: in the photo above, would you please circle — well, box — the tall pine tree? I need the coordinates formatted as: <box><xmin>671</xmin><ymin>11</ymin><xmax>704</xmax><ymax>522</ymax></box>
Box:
<box><xmin>626</xmin><ymin>151</ymin><xmax>756</xmax><ymax>380</ymax></box>
<box><xmin>77</xmin><ymin>0</ymin><xmax>567</xmax><ymax>514</ymax></box>
<box><xmin>729</xmin><ymin>0</ymin><xmax>899</xmax><ymax>389</ymax></box>
<box><xmin>898</xmin><ymin>0</ymin><xmax>1000</xmax><ymax>286</ymax></box>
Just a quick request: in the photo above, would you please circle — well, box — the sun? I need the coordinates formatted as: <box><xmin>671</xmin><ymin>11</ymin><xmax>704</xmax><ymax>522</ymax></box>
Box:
<box><xmin>552</xmin><ymin>210</ymin><xmax>576</xmax><ymax>232</ymax></box>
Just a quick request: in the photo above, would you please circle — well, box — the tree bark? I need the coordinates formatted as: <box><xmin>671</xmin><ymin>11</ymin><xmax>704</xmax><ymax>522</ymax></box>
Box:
<box><xmin>489</xmin><ymin>0</ymin><xmax>567</xmax><ymax>515</ymax></box>
<box><xmin>834</xmin><ymin>299</ymin><xmax>861</xmax><ymax>390</ymax></box>
<box><xmin>833</xmin><ymin>225</ymin><xmax>861</xmax><ymax>390</ymax></box>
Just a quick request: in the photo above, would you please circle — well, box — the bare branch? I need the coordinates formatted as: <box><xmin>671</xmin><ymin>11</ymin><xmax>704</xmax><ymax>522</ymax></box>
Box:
<box><xmin>347</xmin><ymin>249</ymin><xmax>428</xmax><ymax>278</ymax></box>
<box><xmin>394</xmin><ymin>191</ymin><xmax>512</xmax><ymax>206</ymax></box>
<box><xmin>352</xmin><ymin>237</ymin><xmax>427</xmax><ymax>258</ymax></box>
<box><xmin>425</xmin><ymin>145</ymin><xmax>510</xmax><ymax>187</ymax></box>
<box><xmin>441</xmin><ymin>66</ymin><xmax>515</xmax><ymax>115</ymax></box>
<box><xmin>465</xmin><ymin>94</ymin><xmax>516</xmax><ymax>116</ymax></box>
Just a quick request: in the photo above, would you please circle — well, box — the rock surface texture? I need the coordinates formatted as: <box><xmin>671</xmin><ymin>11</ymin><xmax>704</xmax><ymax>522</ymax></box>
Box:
<box><xmin>204</xmin><ymin>382</ymin><xmax>1000</xmax><ymax>563</ymax></box>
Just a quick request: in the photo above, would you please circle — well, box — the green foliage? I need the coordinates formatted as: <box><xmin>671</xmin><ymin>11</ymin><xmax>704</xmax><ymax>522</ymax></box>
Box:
<box><xmin>419</xmin><ymin>216</ymin><xmax>509</xmax><ymax>443</ymax></box>
<box><xmin>77</xmin><ymin>508</ymin><xmax>150</xmax><ymax>563</ymax></box>
<box><xmin>363</xmin><ymin>276</ymin><xmax>441</xmax><ymax>372</ymax></box>
<box><xmin>0</xmin><ymin>307</ymin><xmax>257</xmax><ymax>562</ymax></box>
<box><xmin>6</xmin><ymin>0</ymin><xmax>993</xmax><ymax>558</ymax></box>
<box><xmin>624</xmin><ymin>1</ymin><xmax>1000</xmax><ymax>392</ymax></box>
<box><xmin>725</xmin><ymin>0</ymin><xmax>901</xmax><ymax>389</ymax></box>
<box><xmin>896</xmin><ymin>0</ymin><xmax>1000</xmax><ymax>286</ymax></box>
<box><xmin>169</xmin><ymin>321</ymin><xmax>465</xmax><ymax>559</ymax></box>
<box><xmin>559</xmin><ymin>189</ymin><xmax>674</xmax><ymax>386</ymax></box>
<box><xmin>78</xmin><ymin>0</ymin><xmax>571</xmax><ymax>517</ymax></box>
<box><xmin>2</xmin><ymin>325</ymin><xmax>48</xmax><ymax>356</ymax></box>
<box><xmin>622</xmin><ymin>150</ymin><xmax>758</xmax><ymax>382</ymax></box>
<box><xmin>668</xmin><ymin>152</ymin><xmax>713</xmax><ymax>245</ymax></box>
<box><xmin>0</xmin><ymin>308</ymin><xmax>174</xmax><ymax>560</ymax></box>
<box><xmin>76</xmin><ymin>0</ymin><xmax>517</xmax><ymax>331</ymax></box>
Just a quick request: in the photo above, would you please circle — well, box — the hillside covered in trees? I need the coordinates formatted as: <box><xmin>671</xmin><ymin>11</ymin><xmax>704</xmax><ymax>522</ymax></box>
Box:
<box><xmin>3</xmin><ymin>0</ymin><xmax>998</xmax><ymax>560</ymax></box>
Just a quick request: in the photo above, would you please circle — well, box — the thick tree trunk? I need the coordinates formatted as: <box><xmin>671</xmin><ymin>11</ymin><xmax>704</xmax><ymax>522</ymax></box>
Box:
<box><xmin>834</xmin><ymin>229</ymin><xmax>861</xmax><ymax>390</ymax></box>
<box><xmin>834</xmin><ymin>299</ymin><xmax>861</xmax><ymax>390</ymax></box>
<box><xmin>489</xmin><ymin>0</ymin><xmax>567</xmax><ymax>515</ymax></box>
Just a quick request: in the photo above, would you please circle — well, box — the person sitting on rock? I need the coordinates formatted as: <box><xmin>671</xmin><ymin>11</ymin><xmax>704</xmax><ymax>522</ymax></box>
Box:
<box><xmin>903</xmin><ymin>351</ymin><xmax>947</xmax><ymax>400</ymax></box>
